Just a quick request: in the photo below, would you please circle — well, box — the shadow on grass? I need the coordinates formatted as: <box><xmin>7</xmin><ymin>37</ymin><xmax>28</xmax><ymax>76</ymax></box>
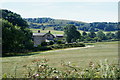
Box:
<box><xmin>2</xmin><ymin>50</ymin><xmax>50</xmax><ymax>57</ymax></box>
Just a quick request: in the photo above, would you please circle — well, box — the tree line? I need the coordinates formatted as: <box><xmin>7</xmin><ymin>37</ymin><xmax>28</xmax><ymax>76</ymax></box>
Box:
<box><xmin>64</xmin><ymin>24</ymin><xmax>120</xmax><ymax>43</ymax></box>
<box><xmin>25</xmin><ymin>18</ymin><xmax>119</xmax><ymax>32</ymax></box>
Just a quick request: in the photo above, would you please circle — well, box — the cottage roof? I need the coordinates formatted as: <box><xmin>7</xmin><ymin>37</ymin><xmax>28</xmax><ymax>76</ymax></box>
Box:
<box><xmin>33</xmin><ymin>33</ymin><xmax>46</xmax><ymax>36</ymax></box>
<box><xmin>54</xmin><ymin>34</ymin><xmax>64</xmax><ymax>37</ymax></box>
<box><xmin>33</xmin><ymin>33</ymin><xmax>63</xmax><ymax>38</ymax></box>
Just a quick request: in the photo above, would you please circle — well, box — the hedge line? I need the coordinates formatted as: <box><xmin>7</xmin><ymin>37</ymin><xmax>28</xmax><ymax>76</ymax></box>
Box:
<box><xmin>50</xmin><ymin>43</ymin><xmax>85</xmax><ymax>49</ymax></box>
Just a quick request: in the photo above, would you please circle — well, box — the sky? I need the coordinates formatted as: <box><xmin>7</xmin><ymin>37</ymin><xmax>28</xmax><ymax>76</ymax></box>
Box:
<box><xmin>1</xmin><ymin>0</ymin><xmax>119</xmax><ymax>22</ymax></box>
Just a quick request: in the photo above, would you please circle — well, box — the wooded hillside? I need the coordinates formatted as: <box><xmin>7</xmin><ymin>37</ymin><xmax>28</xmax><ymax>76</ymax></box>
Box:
<box><xmin>25</xmin><ymin>18</ymin><xmax>118</xmax><ymax>32</ymax></box>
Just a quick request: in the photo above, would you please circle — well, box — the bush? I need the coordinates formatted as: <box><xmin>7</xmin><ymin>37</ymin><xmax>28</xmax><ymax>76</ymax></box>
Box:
<box><xmin>41</xmin><ymin>42</ymin><xmax>48</xmax><ymax>46</ymax></box>
<box><xmin>56</xmin><ymin>40</ymin><xmax>62</xmax><ymax>44</ymax></box>
<box><xmin>49</xmin><ymin>41</ymin><xmax>54</xmax><ymax>45</ymax></box>
<box><xmin>51</xmin><ymin>43</ymin><xmax>85</xmax><ymax>49</ymax></box>
<box><xmin>33</xmin><ymin>46</ymin><xmax>52</xmax><ymax>51</ymax></box>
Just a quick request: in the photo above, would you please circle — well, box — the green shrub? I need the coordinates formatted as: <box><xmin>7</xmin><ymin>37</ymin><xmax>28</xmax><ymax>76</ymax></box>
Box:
<box><xmin>41</xmin><ymin>42</ymin><xmax>48</xmax><ymax>46</ymax></box>
<box><xmin>51</xmin><ymin>43</ymin><xmax>85</xmax><ymax>49</ymax></box>
<box><xmin>49</xmin><ymin>41</ymin><xmax>54</xmax><ymax>45</ymax></box>
<box><xmin>33</xmin><ymin>45</ymin><xmax>52</xmax><ymax>51</ymax></box>
<box><xmin>57</xmin><ymin>40</ymin><xmax>62</xmax><ymax>44</ymax></box>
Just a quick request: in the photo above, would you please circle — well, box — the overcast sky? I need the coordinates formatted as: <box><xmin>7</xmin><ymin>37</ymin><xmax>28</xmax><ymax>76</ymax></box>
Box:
<box><xmin>1</xmin><ymin>0</ymin><xmax>119</xmax><ymax>22</ymax></box>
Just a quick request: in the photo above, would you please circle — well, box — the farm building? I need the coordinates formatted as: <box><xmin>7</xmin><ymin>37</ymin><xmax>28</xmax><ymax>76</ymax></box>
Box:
<box><xmin>33</xmin><ymin>30</ymin><xmax>64</xmax><ymax>47</ymax></box>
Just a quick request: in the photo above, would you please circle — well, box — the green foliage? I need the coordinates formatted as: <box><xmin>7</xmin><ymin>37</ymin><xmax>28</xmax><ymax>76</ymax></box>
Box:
<box><xmin>88</xmin><ymin>32</ymin><xmax>96</xmax><ymax>38</ymax></box>
<box><xmin>64</xmin><ymin>24</ymin><xmax>81</xmax><ymax>43</ymax></box>
<box><xmin>97</xmin><ymin>31</ymin><xmax>107</xmax><ymax>40</ymax></box>
<box><xmin>82</xmin><ymin>31</ymin><xmax>87</xmax><ymax>36</ymax></box>
<box><xmin>106</xmin><ymin>32</ymin><xmax>115</xmax><ymax>40</ymax></box>
<box><xmin>1</xmin><ymin>9</ymin><xmax>28</xmax><ymax>28</ymax></box>
<box><xmin>25</xmin><ymin>18</ymin><xmax>118</xmax><ymax>32</ymax></box>
<box><xmin>115</xmin><ymin>31</ymin><xmax>120</xmax><ymax>40</ymax></box>
<box><xmin>51</xmin><ymin>43</ymin><xmax>85</xmax><ymax>49</ymax></box>
<box><xmin>56</xmin><ymin>40</ymin><xmax>62</xmax><ymax>44</ymax></box>
<box><xmin>41</xmin><ymin>42</ymin><xmax>48</xmax><ymax>46</ymax></box>
<box><xmin>1</xmin><ymin>9</ymin><xmax>33</xmax><ymax>56</ymax></box>
<box><xmin>49</xmin><ymin>41</ymin><xmax>54</xmax><ymax>45</ymax></box>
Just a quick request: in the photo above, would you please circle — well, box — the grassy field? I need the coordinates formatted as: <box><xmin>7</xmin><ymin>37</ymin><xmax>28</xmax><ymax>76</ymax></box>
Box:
<box><xmin>30</xmin><ymin>28</ymin><xmax>116</xmax><ymax>35</ymax></box>
<box><xmin>2</xmin><ymin>41</ymin><xmax>118</xmax><ymax>78</ymax></box>
<box><xmin>30</xmin><ymin>28</ymin><xmax>86</xmax><ymax>34</ymax></box>
<box><xmin>30</xmin><ymin>29</ymin><xmax>64</xmax><ymax>34</ymax></box>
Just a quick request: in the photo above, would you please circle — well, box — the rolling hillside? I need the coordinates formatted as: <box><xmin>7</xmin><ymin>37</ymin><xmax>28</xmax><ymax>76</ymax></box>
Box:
<box><xmin>24</xmin><ymin>18</ymin><xmax>118</xmax><ymax>32</ymax></box>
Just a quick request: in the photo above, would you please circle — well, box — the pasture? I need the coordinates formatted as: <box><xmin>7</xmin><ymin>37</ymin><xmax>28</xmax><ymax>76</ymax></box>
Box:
<box><xmin>30</xmin><ymin>29</ymin><xmax>64</xmax><ymax>34</ymax></box>
<box><xmin>30</xmin><ymin>28</ymin><xmax>116</xmax><ymax>35</ymax></box>
<box><xmin>2</xmin><ymin>41</ymin><xmax>118</xmax><ymax>78</ymax></box>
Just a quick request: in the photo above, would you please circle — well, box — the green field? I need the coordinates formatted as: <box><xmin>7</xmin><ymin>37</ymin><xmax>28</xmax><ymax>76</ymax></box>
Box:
<box><xmin>30</xmin><ymin>29</ymin><xmax>64</xmax><ymax>34</ymax></box>
<box><xmin>30</xmin><ymin>28</ymin><xmax>116</xmax><ymax>35</ymax></box>
<box><xmin>30</xmin><ymin>28</ymin><xmax>86</xmax><ymax>34</ymax></box>
<box><xmin>2</xmin><ymin>41</ymin><xmax>118</xmax><ymax>78</ymax></box>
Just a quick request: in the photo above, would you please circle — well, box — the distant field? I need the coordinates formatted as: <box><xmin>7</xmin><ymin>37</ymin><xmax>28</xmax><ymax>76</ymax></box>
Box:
<box><xmin>30</xmin><ymin>29</ymin><xmax>64</xmax><ymax>34</ymax></box>
<box><xmin>30</xmin><ymin>28</ymin><xmax>116</xmax><ymax>35</ymax></box>
<box><xmin>30</xmin><ymin>28</ymin><xmax>86</xmax><ymax>34</ymax></box>
<box><xmin>2</xmin><ymin>41</ymin><xmax>118</xmax><ymax>78</ymax></box>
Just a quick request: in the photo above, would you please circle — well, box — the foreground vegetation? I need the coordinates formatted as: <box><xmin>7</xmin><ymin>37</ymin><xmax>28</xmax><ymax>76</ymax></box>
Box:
<box><xmin>2</xmin><ymin>41</ymin><xmax>118</xmax><ymax>78</ymax></box>
<box><xmin>2</xmin><ymin>59</ymin><xmax>120</xmax><ymax>79</ymax></box>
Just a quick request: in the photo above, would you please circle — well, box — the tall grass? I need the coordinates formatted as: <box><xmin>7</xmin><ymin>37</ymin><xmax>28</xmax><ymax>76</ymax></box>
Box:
<box><xmin>2</xmin><ymin>59</ymin><xmax>120</xmax><ymax>79</ymax></box>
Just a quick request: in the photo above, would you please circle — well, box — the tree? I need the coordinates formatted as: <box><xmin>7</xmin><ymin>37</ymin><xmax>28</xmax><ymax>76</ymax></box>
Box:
<box><xmin>115</xmin><ymin>31</ymin><xmax>120</xmax><ymax>40</ymax></box>
<box><xmin>1</xmin><ymin>9</ymin><xmax>33</xmax><ymax>55</ymax></box>
<box><xmin>88</xmin><ymin>27</ymin><xmax>95</xmax><ymax>32</ymax></box>
<box><xmin>96</xmin><ymin>31</ymin><xmax>107</xmax><ymax>40</ymax></box>
<box><xmin>82</xmin><ymin>31</ymin><xmax>87</xmax><ymax>36</ymax></box>
<box><xmin>88</xmin><ymin>32</ymin><xmax>96</xmax><ymax>38</ymax></box>
<box><xmin>2</xmin><ymin>9</ymin><xmax>28</xmax><ymax>29</ymax></box>
<box><xmin>106</xmin><ymin>32</ymin><xmax>115</xmax><ymax>40</ymax></box>
<box><xmin>64</xmin><ymin>24</ymin><xmax>81</xmax><ymax>43</ymax></box>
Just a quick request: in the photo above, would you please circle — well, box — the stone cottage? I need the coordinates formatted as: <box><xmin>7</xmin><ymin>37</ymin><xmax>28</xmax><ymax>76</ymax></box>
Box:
<box><xmin>33</xmin><ymin>31</ymin><xmax>63</xmax><ymax>47</ymax></box>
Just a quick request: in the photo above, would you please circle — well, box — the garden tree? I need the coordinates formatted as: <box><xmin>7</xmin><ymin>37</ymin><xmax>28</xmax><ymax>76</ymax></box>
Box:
<box><xmin>64</xmin><ymin>24</ymin><xmax>81</xmax><ymax>43</ymax></box>
<box><xmin>96</xmin><ymin>31</ymin><xmax>107</xmax><ymax>40</ymax></box>
<box><xmin>1</xmin><ymin>9</ymin><xmax>33</xmax><ymax>55</ymax></box>
<box><xmin>88</xmin><ymin>31</ymin><xmax>96</xmax><ymax>38</ymax></box>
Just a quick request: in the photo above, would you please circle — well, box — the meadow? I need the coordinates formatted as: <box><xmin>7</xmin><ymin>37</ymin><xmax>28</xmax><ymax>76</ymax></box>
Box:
<box><xmin>1</xmin><ymin>41</ymin><xmax>118</xmax><ymax>78</ymax></box>
<box><xmin>30</xmin><ymin>28</ymin><xmax>117</xmax><ymax>35</ymax></box>
<box><xmin>30</xmin><ymin>28</ymin><xmax>64</xmax><ymax>34</ymax></box>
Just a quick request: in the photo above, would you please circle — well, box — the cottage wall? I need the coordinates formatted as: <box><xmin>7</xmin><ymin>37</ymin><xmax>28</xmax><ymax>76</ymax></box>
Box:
<box><xmin>33</xmin><ymin>36</ymin><xmax>45</xmax><ymax>47</ymax></box>
<box><xmin>33</xmin><ymin>32</ymin><xmax>60</xmax><ymax>47</ymax></box>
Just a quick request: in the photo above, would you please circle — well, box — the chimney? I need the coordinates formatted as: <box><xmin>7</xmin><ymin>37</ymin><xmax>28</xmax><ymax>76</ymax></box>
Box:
<box><xmin>48</xmin><ymin>31</ymin><xmax>51</xmax><ymax>33</ymax></box>
<box><xmin>38</xmin><ymin>30</ymin><xmax>40</xmax><ymax>33</ymax></box>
